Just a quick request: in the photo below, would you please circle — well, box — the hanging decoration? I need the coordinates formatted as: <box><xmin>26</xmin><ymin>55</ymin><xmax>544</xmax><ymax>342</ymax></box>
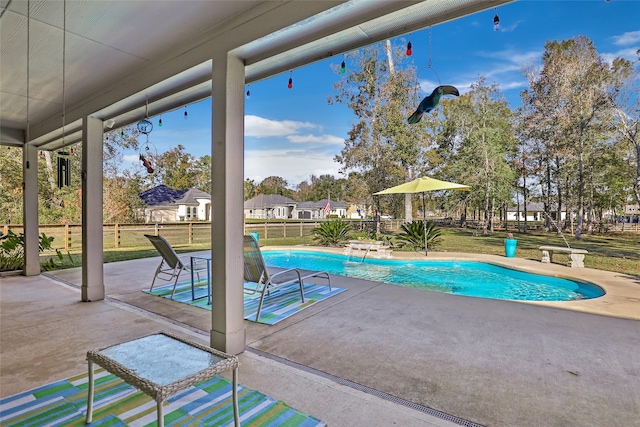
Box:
<box><xmin>246</xmin><ymin>85</ymin><xmax>251</xmax><ymax>99</ymax></box>
<box><xmin>493</xmin><ymin>8</ymin><xmax>500</xmax><ymax>31</ymax></box>
<box><xmin>287</xmin><ymin>71</ymin><xmax>293</xmax><ymax>89</ymax></box>
<box><xmin>407</xmin><ymin>26</ymin><xmax>459</xmax><ymax>124</ymax></box>
<box><xmin>120</xmin><ymin>130</ymin><xmax>125</xmax><ymax>139</ymax></box>
<box><xmin>406</xmin><ymin>35</ymin><xmax>413</xmax><ymax>56</ymax></box>
<box><xmin>139</xmin><ymin>142</ymin><xmax>156</xmax><ymax>174</ymax></box>
<box><xmin>138</xmin><ymin>98</ymin><xmax>155</xmax><ymax>174</ymax></box>
<box><xmin>158</xmin><ymin>116</ymin><xmax>163</xmax><ymax>127</ymax></box>
<box><xmin>184</xmin><ymin>105</ymin><xmax>188</xmax><ymax>119</ymax></box>
<box><xmin>339</xmin><ymin>58</ymin><xmax>346</xmax><ymax>74</ymax></box>
<box><xmin>57</xmin><ymin>0</ymin><xmax>70</xmax><ymax>188</ymax></box>
<box><xmin>407</xmin><ymin>86</ymin><xmax>459</xmax><ymax>124</ymax></box>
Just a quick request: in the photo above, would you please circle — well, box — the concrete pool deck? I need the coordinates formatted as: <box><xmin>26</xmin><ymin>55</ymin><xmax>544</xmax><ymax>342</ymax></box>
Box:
<box><xmin>2</xmin><ymin>249</ymin><xmax>639</xmax><ymax>426</ymax></box>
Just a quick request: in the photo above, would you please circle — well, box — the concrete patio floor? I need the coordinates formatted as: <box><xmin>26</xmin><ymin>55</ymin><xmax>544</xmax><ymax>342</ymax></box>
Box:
<box><xmin>1</xmin><ymin>249</ymin><xmax>639</xmax><ymax>426</ymax></box>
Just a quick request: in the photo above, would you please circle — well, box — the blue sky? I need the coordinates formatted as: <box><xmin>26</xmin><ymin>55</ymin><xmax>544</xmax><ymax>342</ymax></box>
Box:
<box><xmin>123</xmin><ymin>0</ymin><xmax>640</xmax><ymax>187</ymax></box>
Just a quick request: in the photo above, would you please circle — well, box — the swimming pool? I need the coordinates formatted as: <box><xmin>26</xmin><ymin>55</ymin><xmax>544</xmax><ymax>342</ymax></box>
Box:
<box><xmin>261</xmin><ymin>250</ymin><xmax>605</xmax><ymax>302</ymax></box>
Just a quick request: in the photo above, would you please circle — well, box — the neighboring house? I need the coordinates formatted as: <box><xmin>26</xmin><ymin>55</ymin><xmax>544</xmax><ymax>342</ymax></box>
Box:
<box><xmin>623</xmin><ymin>204</ymin><xmax>640</xmax><ymax>223</ymax></box>
<box><xmin>318</xmin><ymin>199</ymin><xmax>347</xmax><ymax>218</ymax></box>
<box><xmin>244</xmin><ymin>194</ymin><xmax>297</xmax><ymax>219</ymax></box>
<box><xmin>139</xmin><ymin>185</ymin><xmax>211</xmax><ymax>223</ymax></box>
<box><xmin>506</xmin><ymin>202</ymin><xmax>566</xmax><ymax>222</ymax></box>
<box><xmin>244</xmin><ymin>195</ymin><xmax>350</xmax><ymax>219</ymax></box>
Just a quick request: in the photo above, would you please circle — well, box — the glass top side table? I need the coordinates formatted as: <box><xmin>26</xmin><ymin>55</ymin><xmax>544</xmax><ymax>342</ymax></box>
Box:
<box><xmin>86</xmin><ymin>331</ymin><xmax>239</xmax><ymax>427</ymax></box>
<box><xmin>190</xmin><ymin>254</ymin><xmax>212</xmax><ymax>304</ymax></box>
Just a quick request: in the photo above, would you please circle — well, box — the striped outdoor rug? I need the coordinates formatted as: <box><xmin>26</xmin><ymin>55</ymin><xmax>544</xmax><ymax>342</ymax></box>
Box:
<box><xmin>0</xmin><ymin>367</ymin><xmax>325</xmax><ymax>427</ymax></box>
<box><xmin>143</xmin><ymin>280</ymin><xmax>345</xmax><ymax>325</ymax></box>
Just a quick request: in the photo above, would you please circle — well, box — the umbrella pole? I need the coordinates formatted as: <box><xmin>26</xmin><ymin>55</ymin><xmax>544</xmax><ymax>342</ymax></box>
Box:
<box><xmin>423</xmin><ymin>193</ymin><xmax>428</xmax><ymax>256</ymax></box>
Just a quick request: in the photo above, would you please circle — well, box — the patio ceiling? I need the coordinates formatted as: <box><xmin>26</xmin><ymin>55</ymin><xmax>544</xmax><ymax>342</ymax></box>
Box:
<box><xmin>0</xmin><ymin>0</ymin><xmax>510</xmax><ymax>150</ymax></box>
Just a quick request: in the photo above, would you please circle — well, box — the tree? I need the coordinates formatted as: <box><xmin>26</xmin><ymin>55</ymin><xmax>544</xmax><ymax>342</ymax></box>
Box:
<box><xmin>257</xmin><ymin>176</ymin><xmax>293</xmax><ymax>198</ymax></box>
<box><xmin>520</xmin><ymin>36</ymin><xmax>633</xmax><ymax>238</ymax></box>
<box><xmin>244</xmin><ymin>178</ymin><xmax>258</xmax><ymax>201</ymax></box>
<box><xmin>148</xmin><ymin>145</ymin><xmax>198</xmax><ymax>189</ymax></box>
<box><xmin>437</xmin><ymin>76</ymin><xmax>516</xmax><ymax>234</ymax></box>
<box><xmin>330</xmin><ymin>40</ymin><xmax>431</xmax><ymax>220</ymax></box>
<box><xmin>0</xmin><ymin>146</ymin><xmax>24</xmax><ymax>224</ymax></box>
<box><xmin>608</xmin><ymin>54</ymin><xmax>640</xmax><ymax>208</ymax></box>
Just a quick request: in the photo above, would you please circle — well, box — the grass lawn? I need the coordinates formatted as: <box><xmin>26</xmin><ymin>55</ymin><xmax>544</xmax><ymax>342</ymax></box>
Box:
<box><xmin>43</xmin><ymin>226</ymin><xmax>639</xmax><ymax>277</ymax></box>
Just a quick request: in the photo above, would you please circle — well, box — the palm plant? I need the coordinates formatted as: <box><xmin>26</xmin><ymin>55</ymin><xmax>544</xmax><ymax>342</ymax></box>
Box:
<box><xmin>396</xmin><ymin>220</ymin><xmax>442</xmax><ymax>251</ymax></box>
<box><xmin>313</xmin><ymin>219</ymin><xmax>352</xmax><ymax>246</ymax></box>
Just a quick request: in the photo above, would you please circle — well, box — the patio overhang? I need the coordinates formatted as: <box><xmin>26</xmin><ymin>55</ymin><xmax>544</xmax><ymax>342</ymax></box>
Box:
<box><xmin>1</xmin><ymin>0</ymin><xmax>511</xmax><ymax>150</ymax></box>
<box><xmin>0</xmin><ymin>0</ymin><xmax>513</xmax><ymax>353</ymax></box>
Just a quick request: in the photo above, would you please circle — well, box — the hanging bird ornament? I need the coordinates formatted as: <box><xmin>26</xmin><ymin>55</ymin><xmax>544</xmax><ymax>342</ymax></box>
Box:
<box><xmin>407</xmin><ymin>85</ymin><xmax>459</xmax><ymax>124</ymax></box>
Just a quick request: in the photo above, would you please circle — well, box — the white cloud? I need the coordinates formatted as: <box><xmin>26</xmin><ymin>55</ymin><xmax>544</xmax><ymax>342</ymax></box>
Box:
<box><xmin>244</xmin><ymin>148</ymin><xmax>341</xmax><ymax>184</ymax></box>
<box><xmin>123</xmin><ymin>154</ymin><xmax>139</xmax><ymax>164</ymax></box>
<box><xmin>287</xmin><ymin>134</ymin><xmax>344</xmax><ymax>144</ymax></box>
<box><xmin>244</xmin><ymin>115</ymin><xmax>317</xmax><ymax>137</ymax></box>
<box><xmin>611</xmin><ymin>30</ymin><xmax>640</xmax><ymax>46</ymax></box>
<box><xmin>601</xmin><ymin>47</ymin><xmax>640</xmax><ymax>65</ymax></box>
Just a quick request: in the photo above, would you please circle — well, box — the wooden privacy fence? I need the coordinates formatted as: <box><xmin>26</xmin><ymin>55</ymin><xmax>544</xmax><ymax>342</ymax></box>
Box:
<box><xmin>1</xmin><ymin>221</ymin><xmax>324</xmax><ymax>251</ymax></box>
<box><xmin>3</xmin><ymin>219</ymin><xmax>636</xmax><ymax>251</ymax></box>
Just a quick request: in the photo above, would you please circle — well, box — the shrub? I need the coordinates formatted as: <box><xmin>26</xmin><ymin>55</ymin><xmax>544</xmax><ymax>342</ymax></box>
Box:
<box><xmin>0</xmin><ymin>230</ymin><xmax>73</xmax><ymax>272</ymax></box>
<box><xmin>396</xmin><ymin>220</ymin><xmax>442</xmax><ymax>251</ymax></box>
<box><xmin>313</xmin><ymin>219</ymin><xmax>352</xmax><ymax>246</ymax></box>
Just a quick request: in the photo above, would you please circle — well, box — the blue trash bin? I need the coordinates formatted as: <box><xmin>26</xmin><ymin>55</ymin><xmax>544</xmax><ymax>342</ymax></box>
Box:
<box><xmin>250</xmin><ymin>232</ymin><xmax>259</xmax><ymax>243</ymax></box>
<box><xmin>505</xmin><ymin>239</ymin><xmax>517</xmax><ymax>258</ymax></box>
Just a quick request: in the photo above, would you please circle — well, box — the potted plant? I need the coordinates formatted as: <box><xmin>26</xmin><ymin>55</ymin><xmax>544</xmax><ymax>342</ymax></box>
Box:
<box><xmin>504</xmin><ymin>232</ymin><xmax>517</xmax><ymax>258</ymax></box>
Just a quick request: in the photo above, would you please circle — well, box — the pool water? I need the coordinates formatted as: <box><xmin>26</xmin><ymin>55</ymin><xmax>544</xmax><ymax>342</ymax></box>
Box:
<box><xmin>262</xmin><ymin>251</ymin><xmax>605</xmax><ymax>302</ymax></box>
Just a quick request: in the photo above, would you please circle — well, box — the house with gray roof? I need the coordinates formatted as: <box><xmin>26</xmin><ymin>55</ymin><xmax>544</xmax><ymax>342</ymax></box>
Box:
<box><xmin>139</xmin><ymin>185</ymin><xmax>211</xmax><ymax>223</ymax></box>
<box><xmin>244</xmin><ymin>194</ymin><xmax>297</xmax><ymax>219</ymax></box>
<box><xmin>244</xmin><ymin>195</ymin><xmax>349</xmax><ymax>219</ymax></box>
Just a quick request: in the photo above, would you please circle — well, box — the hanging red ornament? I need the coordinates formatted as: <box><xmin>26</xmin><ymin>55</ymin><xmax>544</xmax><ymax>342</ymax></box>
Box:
<box><xmin>288</xmin><ymin>77</ymin><xmax>293</xmax><ymax>89</ymax></box>
<box><xmin>70</xmin><ymin>147</ymin><xmax>75</xmax><ymax>155</ymax></box>
<box><xmin>406</xmin><ymin>41</ymin><xmax>412</xmax><ymax>56</ymax></box>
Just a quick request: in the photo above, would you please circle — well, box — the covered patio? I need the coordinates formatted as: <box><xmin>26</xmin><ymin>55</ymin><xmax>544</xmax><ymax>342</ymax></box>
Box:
<box><xmin>1</xmin><ymin>0</ymin><xmax>511</xmax><ymax>355</ymax></box>
<box><xmin>3</xmin><ymin>1</ymin><xmax>639</xmax><ymax>426</ymax></box>
<box><xmin>2</xmin><ymin>251</ymin><xmax>639</xmax><ymax>425</ymax></box>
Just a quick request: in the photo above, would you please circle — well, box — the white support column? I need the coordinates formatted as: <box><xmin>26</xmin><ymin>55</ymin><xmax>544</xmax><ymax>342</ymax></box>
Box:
<box><xmin>22</xmin><ymin>143</ymin><xmax>40</xmax><ymax>276</ymax></box>
<box><xmin>210</xmin><ymin>53</ymin><xmax>246</xmax><ymax>354</ymax></box>
<box><xmin>81</xmin><ymin>116</ymin><xmax>105</xmax><ymax>301</ymax></box>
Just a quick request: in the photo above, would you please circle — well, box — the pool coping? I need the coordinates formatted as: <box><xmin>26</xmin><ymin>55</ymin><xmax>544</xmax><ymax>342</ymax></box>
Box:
<box><xmin>260</xmin><ymin>245</ymin><xmax>640</xmax><ymax>322</ymax></box>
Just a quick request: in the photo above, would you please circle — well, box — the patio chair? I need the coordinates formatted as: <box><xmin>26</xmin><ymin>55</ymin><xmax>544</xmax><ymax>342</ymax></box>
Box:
<box><xmin>243</xmin><ymin>235</ymin><xmax>331</xmax><ymax>321</ymax></box>
<box><xmin>144</xmin><ymin>234</ymin><xmax>191</xmax><ymax>298</ymax></box>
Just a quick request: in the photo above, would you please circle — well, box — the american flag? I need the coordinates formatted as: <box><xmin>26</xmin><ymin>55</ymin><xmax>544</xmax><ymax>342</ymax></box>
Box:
<box><xmin>323</xmin><ymin>199</ymin><xmax>331</xmax><ymax>215</ymax></box>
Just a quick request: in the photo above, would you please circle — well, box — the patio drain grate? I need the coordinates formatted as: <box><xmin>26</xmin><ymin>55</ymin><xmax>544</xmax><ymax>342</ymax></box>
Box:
<box><xmin>248</xmin><ymin>347</ymin><xmax>485</xmax><ymax>427</ymax></box>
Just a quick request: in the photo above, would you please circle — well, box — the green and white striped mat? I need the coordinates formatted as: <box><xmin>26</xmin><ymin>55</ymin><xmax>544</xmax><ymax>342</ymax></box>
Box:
<box><xmin>0</xmin><ymin>367</ymin><xmax>325</xmax><ymax>426</ymax></box>
<box><xmin>144</xmin><ymin>280</ymin><xmax>345</xmax><ymax>325</ymax></box>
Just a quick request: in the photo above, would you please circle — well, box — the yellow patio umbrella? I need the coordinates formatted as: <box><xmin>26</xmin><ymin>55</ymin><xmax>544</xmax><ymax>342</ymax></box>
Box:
<box><xmin>374</xmin><ymin>177</ymin><xmax>471</xmax><ymax>255</ymax></box>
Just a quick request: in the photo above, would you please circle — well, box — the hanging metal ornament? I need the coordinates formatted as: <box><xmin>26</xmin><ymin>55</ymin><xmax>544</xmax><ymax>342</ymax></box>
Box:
<box><xmin>137</xmin><ymin>97</ymin><xmax>155</xmax><ymax>173</ymax></box>
<box><xmin>137</xmin><ymin>97</ymin><xmax>154</xmax><ymax>134</ymax></box>
<box><xmin>137</xmin><ymin>118</ymin><xmax>153</xmax><ymax>134</ymax></box>
<box><xmin>139</xmin><ymin>135</ymin><xmax>157</xmax><ymax>174</ymax></box>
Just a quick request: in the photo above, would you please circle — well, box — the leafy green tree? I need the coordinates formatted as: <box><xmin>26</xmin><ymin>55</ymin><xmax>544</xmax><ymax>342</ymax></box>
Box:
<box><xmin>520</xmin><ymin>36</ymin><xmax>629</xmax><ymax>238</ymax></box>
<box><xmin>244</xmin><ymin>178</ymin><xmax>258</xmax><ymax>201</ymax></box>
<box><xmin>0</xmin><ymin>146</ymin><xmax>23</xmax><ymax>224</ymax></box>
<box><xmin>331</xmin><ymin>40</ymin><xmax>430</xmax><ymax>220</ymax></box>
<box><xmin>257</xmin><ymin>176</ymin><xmax>293</xmax><ymax>198</ymax></box>
<box><xmin>149</xmin><ymin>145</ymin><xmax>198</xmax><ymax>189</ymax></box>
<box><xmin>438</xmin><ymin>76</ymin><xmax>516</xmax><ymax>234</ymax></box>
<box><xmin>308</xmin><ymin>174</ymin><xmax>346</xmax><ymax>202</ymax></box>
